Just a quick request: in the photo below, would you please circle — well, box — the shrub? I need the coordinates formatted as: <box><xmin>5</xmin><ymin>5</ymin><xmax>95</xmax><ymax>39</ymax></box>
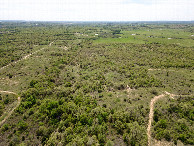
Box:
<box><xmin>18</xmin><ymin>120</ymin><xmax>28</xmax><ymax>131</ymax></box>
<box><xmin>1</xmin><ymin>124</ymin><xmax>9</xmax><ymax>132</ymax></box>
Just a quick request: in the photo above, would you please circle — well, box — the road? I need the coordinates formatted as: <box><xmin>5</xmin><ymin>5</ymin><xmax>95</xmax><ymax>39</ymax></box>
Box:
<box><xmin>147</xmin><ymin>91</ymin><xmax>175</xmax><ymax>146</ymax></box>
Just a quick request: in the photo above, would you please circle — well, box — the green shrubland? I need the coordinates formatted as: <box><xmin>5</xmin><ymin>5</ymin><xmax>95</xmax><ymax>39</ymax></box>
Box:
<box><xmin>0</xmin><ymin>21</ymin><xmax>193</xmax><ymax>145</ymax></box>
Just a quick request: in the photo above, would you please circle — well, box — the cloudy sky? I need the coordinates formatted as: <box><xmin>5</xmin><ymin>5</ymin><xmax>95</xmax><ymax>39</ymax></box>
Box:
<box><xmin>0</xmin><ymin>0</ymin><xmax>194</xmax><ymax>21</ymax></box>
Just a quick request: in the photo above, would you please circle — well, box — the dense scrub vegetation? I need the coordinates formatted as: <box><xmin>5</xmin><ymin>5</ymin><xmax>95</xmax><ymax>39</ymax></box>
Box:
<box><xmin>153</xmin><ymin>96</ymin><xmax>194</xmax><ymax>145</ymax></box>
<box><xmin>0</xmin><ymin>21</ymin><xmax>193</xmax><ymax>145</ymax></box>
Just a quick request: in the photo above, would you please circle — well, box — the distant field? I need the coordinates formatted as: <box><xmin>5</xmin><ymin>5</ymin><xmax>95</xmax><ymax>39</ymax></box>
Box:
<box><xmin>94</xmin><ymin>28</ymin><xmax>194</xmax><ymax>47</ymax></box>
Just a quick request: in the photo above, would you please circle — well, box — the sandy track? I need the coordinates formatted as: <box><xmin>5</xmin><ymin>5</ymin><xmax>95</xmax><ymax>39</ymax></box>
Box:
<box><xmin>147</xmin><ymin>91</ymin><xmax>175</xmax><ymax>146</ymax></box>
<box><xmin>0</xmin><ymin>42</ymin><xmax>54</xmax><ymax>126</ymax></box>
<box><xmin>0</xmin><ymin>42</ymin><xmax>54</xmax><ymax>71</ymax></box>
<box><xmin>0</xmin><ymin>91</ymin><xmax>20</xmax><ymax>127</ymax></box>
<box><xmin>148</xmin><ymin>68</ymin><xmax>175</xmax><ymax>72</ymax></box>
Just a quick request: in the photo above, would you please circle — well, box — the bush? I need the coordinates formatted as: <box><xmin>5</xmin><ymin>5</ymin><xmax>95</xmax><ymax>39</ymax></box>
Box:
<box><xmin>64</xmin><ymin>82</ymin><xmax>72</xmax><ymax>87</ymax></box>
<box><xmin>3</xmin><ymin>98</ymin><xmax>9</xmax><ymax>104</ymax></box>
<box><xmin>18</xmin><ymin>120</ymin><xmax>28</xmax><ymax>131</ymax></box>
<box><xmin>30</xmin><ymin>80</ymin><xmax>38</xmax><ymax>87</ymax></box>
<box><xmin>7</xmin><ymin>73</ymin><xmax>13</xmax><ymax>79</ymax></box>
<box><xmin>151</xmin><ymin>89</ymin><xmax>158</xmax><ymax>95</ymax></box>
<box><xmin>1</xmin><ymin>124</ymin><xmax>9</xmax><ymax>132</ymax></box>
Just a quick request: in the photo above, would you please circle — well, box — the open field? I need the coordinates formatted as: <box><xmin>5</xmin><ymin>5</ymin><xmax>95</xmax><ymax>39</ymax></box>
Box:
<box><xmin>0</xmin><ymin>21</ymin><xmax>193</xmax><ymax>146</ymax></box>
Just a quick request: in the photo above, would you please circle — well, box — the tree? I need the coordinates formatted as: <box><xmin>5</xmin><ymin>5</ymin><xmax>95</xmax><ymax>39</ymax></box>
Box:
<box><xmin>112</xmin><ymin>30</ymin><xmax>121</xmax><ymax>35</ymax></box>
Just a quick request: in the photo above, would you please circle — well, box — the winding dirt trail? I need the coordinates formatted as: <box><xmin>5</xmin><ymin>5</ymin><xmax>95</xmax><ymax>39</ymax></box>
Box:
<box><xmin>0</xmin><ymin>42</ymin><xmax>54</xmax><ymax>126</ymax></box>
<box><xmin>0</xmin><ymin>42</ymin><xmax>54</xmax><ymax>71</ymax></box>
<box><xmin>0</xmin><ymin>91</ymin><xmax>20</xmax><ymax>127</ymax></box>
<box><xmin>147</xmin><ymin>91</ymin><xmax>175</xmax><ymax>146</ymax></box>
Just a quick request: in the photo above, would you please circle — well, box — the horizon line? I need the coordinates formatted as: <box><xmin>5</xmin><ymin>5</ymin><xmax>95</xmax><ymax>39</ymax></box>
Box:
<box><xmin>1</xmin><ymin>20</ymin><xmax>194</xmax><ymax>22</ymax></box>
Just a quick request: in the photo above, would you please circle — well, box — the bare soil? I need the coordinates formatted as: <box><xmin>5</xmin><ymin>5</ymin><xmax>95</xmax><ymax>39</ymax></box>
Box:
<box><xmin>147</xmin><ymin>91</ymin><xmax>175</xmax><ymax>146</ymax></box>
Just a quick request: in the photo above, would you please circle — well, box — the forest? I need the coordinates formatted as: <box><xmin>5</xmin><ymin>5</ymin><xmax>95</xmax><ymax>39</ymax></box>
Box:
<box><xmin>0</xmin><ymin>21</ymin><xmax>193</xmax><ymax>146</ymax></box>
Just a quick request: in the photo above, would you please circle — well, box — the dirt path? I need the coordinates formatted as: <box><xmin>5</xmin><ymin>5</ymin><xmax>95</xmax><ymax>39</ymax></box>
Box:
<box><xmin>148</xmin><ymin>68</ymin><xmax>175</xmax><ymax>72</ymax></box>
<box><xmin>0</xmin><ymin>91</ymin><xmax>20</xmax><ymax>127</ymax></box>
<box><xmin>0</xmin><ymin>42</ymin><xmax>54</xmax><ymax>71</ymax></box>
<box><xmin>0</xmin><ymin>42</ymin><xmax>53</xmax><ymax>126</ymax></box>
<box><xmin>147</xmin><ymin>91</ymin><xmax>175</xmax><ymax>146</ymax></box>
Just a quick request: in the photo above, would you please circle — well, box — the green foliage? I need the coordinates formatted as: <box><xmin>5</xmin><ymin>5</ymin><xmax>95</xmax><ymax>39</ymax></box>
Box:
<box><xmin>123</xmin><ymin>122</ymin><xmax>147</xmax><ymax>145</ymax></box>
<box><xmin>105</xmin><ymin>140</ymin><xmax>114</xmax><ymax>146</ymax></box>
<box><xmin>30</xmin><ymin>80</ymin><xmax>38</xmax><ymax>87</ymax></box>
<box><xmin>17</xmin><ymin>120</ymin><xmax>28</xmax><ymax>132</ymax></box>
<box><xmin>0</xmin><ymin>22</ymin><xmax>193</xmax><ymax>146</ymax></box>
<box><xmin>1</xmin><ymin>124</ymin><xmax>9</xmax><ymax>132</ymax></box>
<box><xmin>112</xmin><ymin>29</ymin><xmax>121</xmax><ymax>35</ymax></box>
<box><xmin>153</xmin><ymin>96</ymin><xmax>194</xmax><ymax>144</ymax></box>
<box><xmin>3</xmin><ymin>97</ymin><xmax>9</xmax><ymax>104</ymax></box>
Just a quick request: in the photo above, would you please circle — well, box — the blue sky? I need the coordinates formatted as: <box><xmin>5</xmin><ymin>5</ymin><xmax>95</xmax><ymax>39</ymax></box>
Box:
<box><xmin>0</xmin><ymin>0</ymin><xmax>194</xmax><ymax>21</ymax></box>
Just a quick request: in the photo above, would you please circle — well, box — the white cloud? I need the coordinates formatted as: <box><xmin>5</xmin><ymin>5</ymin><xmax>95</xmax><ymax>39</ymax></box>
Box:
<box><xmin>0</xmin><ymin>0</ymin><xmax>193</xmax><ymax>21</ymax></box>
